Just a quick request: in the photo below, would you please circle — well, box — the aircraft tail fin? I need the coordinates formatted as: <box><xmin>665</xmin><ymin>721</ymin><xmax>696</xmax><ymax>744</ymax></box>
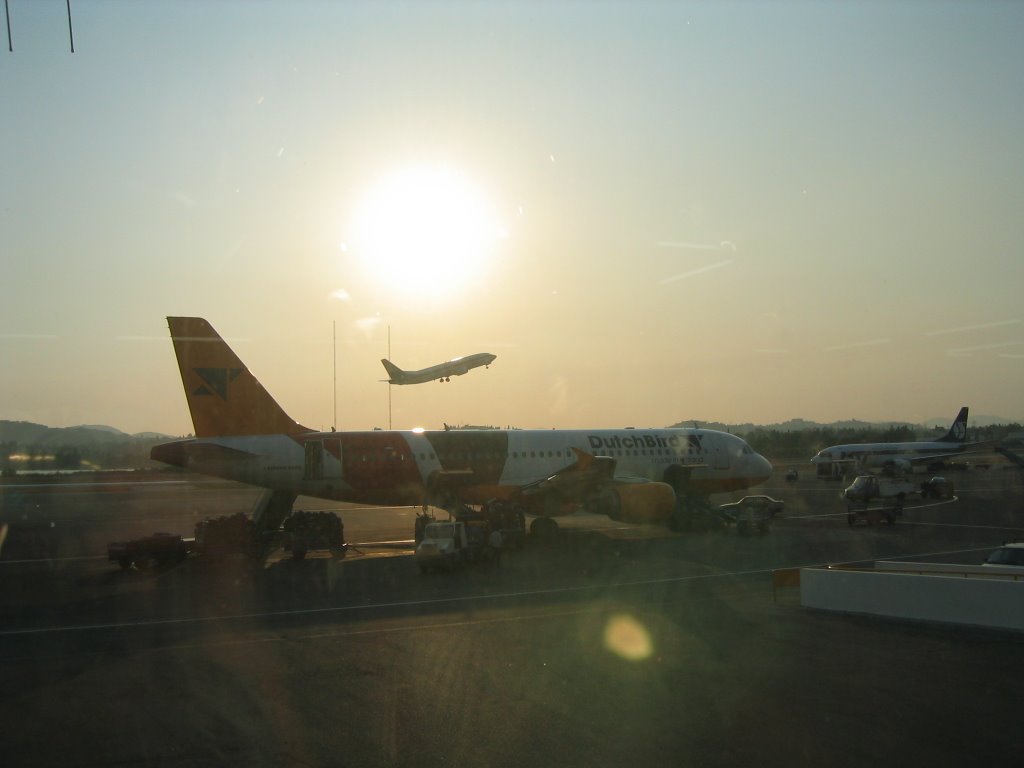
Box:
<box><xmin>937</xmin><ymin>406</ymin><xmax>969</xmax><ymax>443</ymax></box>
<box><xmin>167</xmin><ymin>317</ymin><xmax>312</xmax><ymax>438</ymax></box>
<box><xmin>380</xmin><ymin>359</ymin><xmax>405</xmax><ymax>383</ymax></box>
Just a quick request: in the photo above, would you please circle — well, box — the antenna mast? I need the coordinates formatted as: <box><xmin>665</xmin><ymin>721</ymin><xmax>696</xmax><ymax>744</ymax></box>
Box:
<box><xmin>387</xmin><ymin>325</ymin><xmax>392</xmax><ymax>430</ymax></box>
<box><xmin>332</xmin><ymin>320</ymin><xmax>337</xmax><ymax>431</ymax></box>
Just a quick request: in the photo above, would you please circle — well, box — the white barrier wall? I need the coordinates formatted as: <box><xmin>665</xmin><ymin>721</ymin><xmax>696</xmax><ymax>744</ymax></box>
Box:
<box><xmin>874</xmin><ymin>561</ymin><xmax>1023</xmax><ymax>579</ymax></box>
<box><xmin>800</xmin><ymin>568</ymin><xmax>1024</xmax><ymax>632</ymax></box>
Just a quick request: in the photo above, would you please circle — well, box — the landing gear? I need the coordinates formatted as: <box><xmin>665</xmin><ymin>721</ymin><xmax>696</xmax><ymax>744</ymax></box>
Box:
<box><xmin>663</xmin><ymin>465</ymin><xmax>722</xmax><ymax>532</ymax></box>
<box><xmin>671</xmin><ymin>502</ymin><xmax>724</xmax><ymax>532</ymax></box>
<box><xmin>529</xmin><ymin>516</ymin><xmax>560</xmax><ymax>544</ymax></box>
<box><xmin>251</xmin><ymin>490</ymin><xmax>299</xmax><ymax>561</ymax></box>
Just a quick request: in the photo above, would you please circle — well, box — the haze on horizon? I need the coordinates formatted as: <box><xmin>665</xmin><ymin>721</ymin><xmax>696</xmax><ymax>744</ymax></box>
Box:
<box><xmin>2</xmin><ymin>2</ymin><xmax>1022</xmax><ymax>437</ymax></box>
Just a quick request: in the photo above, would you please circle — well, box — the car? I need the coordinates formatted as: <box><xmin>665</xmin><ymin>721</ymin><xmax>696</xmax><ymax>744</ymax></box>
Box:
<box><xmin>785</xmin><ymin>468</ymin><xmax>799</xmax><ymax>482</ymax></box>
<box><xmin>718</xmin><ymin>495</ymin><xmax>785</xmax><ymax>536</ymax></box>
<box><xmin>720</xmin><ymin>495</ymin><xmax>785</xmax><ymax>518</ymax></box>
<box><xmin>920</xmin><ymin>476</ymin><xmax>954</xmax><ymax>500</ymax></box>
<box><xmin>982</xmin><ymin>542</ymin><xmax>1024</xmax><ymax>571</ymax></box>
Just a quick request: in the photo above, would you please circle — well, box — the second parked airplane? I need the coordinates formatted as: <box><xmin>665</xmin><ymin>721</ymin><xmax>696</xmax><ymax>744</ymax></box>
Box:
<box><xmin>811</xmin><ymin>406</ymin><xmax>973</xmax><ymax>477</ymax></box>
<box><xmin>152</xmin><ymin>317</ymin><xmax>773</xmax><ymax>535</ymax></box>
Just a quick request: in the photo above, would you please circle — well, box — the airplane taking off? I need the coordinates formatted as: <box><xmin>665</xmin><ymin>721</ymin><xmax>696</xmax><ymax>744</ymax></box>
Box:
<box><xmin>811</xmin><ymin>406</ymin><xmax>974</xmax><ymax>477</ymax></box>
<box><xmin>380</xmin><ymin>352</ymin><xmax>496</xmax><ymax>384</ymax></box>
<box><xmin>151</xmin><ymin>317</ymin><xmax>772</xmax><ymax>538</ymax></box>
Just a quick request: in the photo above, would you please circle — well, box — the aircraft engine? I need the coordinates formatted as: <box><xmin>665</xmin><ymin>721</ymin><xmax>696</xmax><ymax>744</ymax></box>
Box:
<box><xmin>878</xmin><ymin>458</ymin><xmax>912</xmax><ymax>474</ymax></box>
<box><xmin>602</xmin><ymin>482</ymin><xmax>677</xmax><ymax>525</ymax></box>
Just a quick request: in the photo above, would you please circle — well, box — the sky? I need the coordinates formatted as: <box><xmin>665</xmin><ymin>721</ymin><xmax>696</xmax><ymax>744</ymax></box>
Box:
<box><xmin>2</xmin><ymin>1</ymin><xmax>1023</xmax><ymax>436</ymax></box>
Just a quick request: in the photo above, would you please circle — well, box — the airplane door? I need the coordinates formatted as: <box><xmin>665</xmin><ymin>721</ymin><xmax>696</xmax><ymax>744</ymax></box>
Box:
<box><xmin>304</xmin><ymin>440</ymin><xmax>323</xmax><ymax>481</ymax></box>
<box><xmin>304</xmin><ymin>439</ymin><xmax>342</xmax><ymax>481</ymax></box>
<box><xmin>323</xmin><ymin>438</ymin><xmax>342</xmax><ymax>480</ymax></box>
<box><xmin>711</xmin><ymin>436</ymin><xmax>730</xmax><ymax>470</ymax></box>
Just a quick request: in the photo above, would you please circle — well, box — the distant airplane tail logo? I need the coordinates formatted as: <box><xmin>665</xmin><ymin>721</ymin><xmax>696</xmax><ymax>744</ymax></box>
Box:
<box><xmin>168</xmin><ymin>317</ymin><xmax>311</xmax><ymax>438</ymax></box>
<box><xmin>939</xmin><ymin>406</ymin><xmax>969</xmax><ymax>443</ymax></box>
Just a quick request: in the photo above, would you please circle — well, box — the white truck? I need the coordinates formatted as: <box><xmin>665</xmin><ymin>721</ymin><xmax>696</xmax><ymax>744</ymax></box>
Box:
<box><xmin>415</xmin><ymin>519</ymin><xmax>492</xmax><ymax>573</ymax></box>
<box><xmin>843</xmin><ymin>474</ymin><xmax>917</xmax><ymax>525</ymax></box>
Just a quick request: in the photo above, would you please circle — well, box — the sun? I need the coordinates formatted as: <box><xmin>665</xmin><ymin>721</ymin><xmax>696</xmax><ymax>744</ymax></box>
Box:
<box><xmin>349</xmin><ymin>165</ymin><xmax>502</xmax><ymax>301</ymax></box>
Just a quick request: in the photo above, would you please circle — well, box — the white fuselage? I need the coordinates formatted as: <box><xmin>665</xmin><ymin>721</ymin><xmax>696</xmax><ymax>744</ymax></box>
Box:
<box><xmin>387</xmin><ymin>353</ymin><xmax>496</xmax><ymax>384</ymax></box>
<box><xmin>811</xmin><ymin>440</ymin><xmax>966</xmax><ymax>470</ymax></box>
<box><xmin>155</xmin><ymin>427</ymin><xmax>773</xmax><ymax>508</ymax></box>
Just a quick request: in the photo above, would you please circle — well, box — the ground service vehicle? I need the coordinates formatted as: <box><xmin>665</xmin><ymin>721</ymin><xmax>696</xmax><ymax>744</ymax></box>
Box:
<box><xmin>282</xmin><ymin>510</ymin><xmax>346</xmax><ymax>559</ymax></box>
<box><xmin>718</xmin><ymin>495</ymin><xmax>783</xmax><ymax>535</ymax></box>
<box><xmin>982</xmin><ymin>542</ymin><xmax>1024</xmax><ymax>572</ymax></box>
<box><xmin>415</xmin><ymin>520</ymin><xmax>493</xmax><ymax>572</ymax></box>
<box><xmin>476</xmin><ymin>499</ymin><xmax>527</xmax><ymax>549</ymax></box>
<box><xmin>843</xmin><ymin>475</ymin><xmax>917</xmax><ymax>507</ymax></box>
<box><xmin>109</xmin><ymin>510</ymin><xmax>345</xmax><ymax>569</ymax></box>
<box><xmin>920</xmin><ymin>476</ymin><xmax>954</xmax><ymax>500</ymax></box>
<box><xmin>844</xmin><ymin>475</ymin><xmax>918</xmax><ymax>526</ymax></box>
<box><xmin>108</xmin><ymin>532</ymin><xmax>190</xmax><ymax>570</ymax></box>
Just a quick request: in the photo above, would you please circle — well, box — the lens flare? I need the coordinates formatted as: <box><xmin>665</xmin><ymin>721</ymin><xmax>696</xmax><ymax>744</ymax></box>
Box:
<box><xmin>603</xmin><ymin>613</ymin><xmax>653</xmax><ymax>662</ymax></box>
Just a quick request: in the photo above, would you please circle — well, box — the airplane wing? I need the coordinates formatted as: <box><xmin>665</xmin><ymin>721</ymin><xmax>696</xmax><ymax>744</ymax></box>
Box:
<box><xmin>518</xmin><ymin>448</ymin><xmax>617</xmax><ymax>502</ymax></box>
<box><xmin>905</xmin><ymin>451</ymin><xmax>965</xmax><ymax>464</ymax></box>
<box><xmin>515</xmin><ymin>449</ymin><xmax>676</xmax><ymax>524</ymax></box>
<box><xmin>906</xmin><ymin>440</ymin><xmax>996</xmax><ymax>464</ymax></box>
<box><xmin>150</xmin><ymin>439</ymin><xmax>259</xmax><ymax>469</ymax></box>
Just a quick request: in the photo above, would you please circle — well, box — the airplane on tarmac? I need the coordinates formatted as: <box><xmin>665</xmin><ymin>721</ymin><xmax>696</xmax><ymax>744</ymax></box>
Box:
<box><xmin>151</xmin><ymin>317</ymin><xmax>773</xmax><ymax>539</ymax></box>
<box><xmin>810</xmin><ymin>406</ymin><xmax>975</xmax><ymax>477</ymax></box>
<box><xmin>381</xmin><ymin>352</ymin><xmax>496</xmax><ymax>385</ymax></box>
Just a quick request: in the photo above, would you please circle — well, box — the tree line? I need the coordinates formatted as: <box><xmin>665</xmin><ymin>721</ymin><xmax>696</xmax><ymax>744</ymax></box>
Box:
<box><xmin>0</xmin><ymin>437</ymin><xmax>168</xmax><ymax>475</ymax></box>
<box><xmin>3</xmin><ymin>422</ymin><xmax>1021</xmax><ymax>475</ymax></box>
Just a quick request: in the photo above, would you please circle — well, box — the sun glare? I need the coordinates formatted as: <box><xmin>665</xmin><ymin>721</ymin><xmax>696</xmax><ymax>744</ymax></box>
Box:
<box><xmin>350</xmin><ymin>166</ymin><xmax>502</xmax><ymax>300</ymax></box>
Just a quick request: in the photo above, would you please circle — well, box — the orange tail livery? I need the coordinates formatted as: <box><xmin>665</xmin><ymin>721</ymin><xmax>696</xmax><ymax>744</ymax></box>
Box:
<box><xmin>168</xmin><ymin>316</ymin><xmax>311</xmax><ymax>438</ymax></box>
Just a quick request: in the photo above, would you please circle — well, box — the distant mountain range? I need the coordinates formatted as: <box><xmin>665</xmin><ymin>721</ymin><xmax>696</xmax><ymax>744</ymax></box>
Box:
<box><xmin>3</xmin><ymin>414</ymin><xmax>1019</xmax><ymax>448</ymax></box>
<box><xmin>0</xmin><ymin>421</ymin><xmax>175</xmax><ymax>445</ymax></box>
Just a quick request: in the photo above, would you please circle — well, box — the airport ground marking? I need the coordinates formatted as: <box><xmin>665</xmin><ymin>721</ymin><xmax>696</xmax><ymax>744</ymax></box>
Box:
<box><xmin>0</xmin><ymin>480</ymin><xmax>191</xmax><ymax>490</ymax></box>
<box><xmin>787</xmin><ymin>512</ymin><xmax>848</xmax><ymax>520</ymax></box>
<box><xmin>786</xmin><ymin>509</ymin><xmax>1022</xmax><ymax>534</ymax></box>
<box><xmin>0</xmin><ymin>540</ymin><xmax>1005</xmax><ymax>642</ymax></box>
<box><xmin>889</xmin><ymin>520</ymin><xmax>1024</xmax><ymax>532</ymax></box>
<box><xmin>0</xmin><ymin>568</ymin><xmax>769</xmax><ymax>638</ymax></box>
<box><xmin>788</xmin><ymin>496</ymin><xmax>959</xmax><ymax>520</ymax></box>
<box><xmin>146</xmin><ymin>607</ymin><xmax>606</xmax><ymax>657</ymax></box>
<box><xmin>0</xmin><ymin>554</ymin><xmax>107</xmax><ymax>565</ymax></box>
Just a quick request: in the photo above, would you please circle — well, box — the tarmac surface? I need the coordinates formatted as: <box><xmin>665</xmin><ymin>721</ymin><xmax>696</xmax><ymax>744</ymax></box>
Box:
<box><xmin>1</xmin><ymin>468</ymin><xmax>1023</xmax><ymax>767</ymax></box>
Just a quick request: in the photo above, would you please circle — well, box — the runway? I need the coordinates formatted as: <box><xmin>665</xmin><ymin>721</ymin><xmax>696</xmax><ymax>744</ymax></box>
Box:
<box><xmin>1</xmin><ymin>469</ymin><xmax>1023</xmax><ymax>767</ymax></box>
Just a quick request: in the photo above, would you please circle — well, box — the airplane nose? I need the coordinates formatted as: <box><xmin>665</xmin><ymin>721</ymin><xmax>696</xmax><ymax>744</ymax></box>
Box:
<box><xmin>751</xmin><ymin>453</ymin><xmax>773</xmax><ymax>483</ymax></box>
